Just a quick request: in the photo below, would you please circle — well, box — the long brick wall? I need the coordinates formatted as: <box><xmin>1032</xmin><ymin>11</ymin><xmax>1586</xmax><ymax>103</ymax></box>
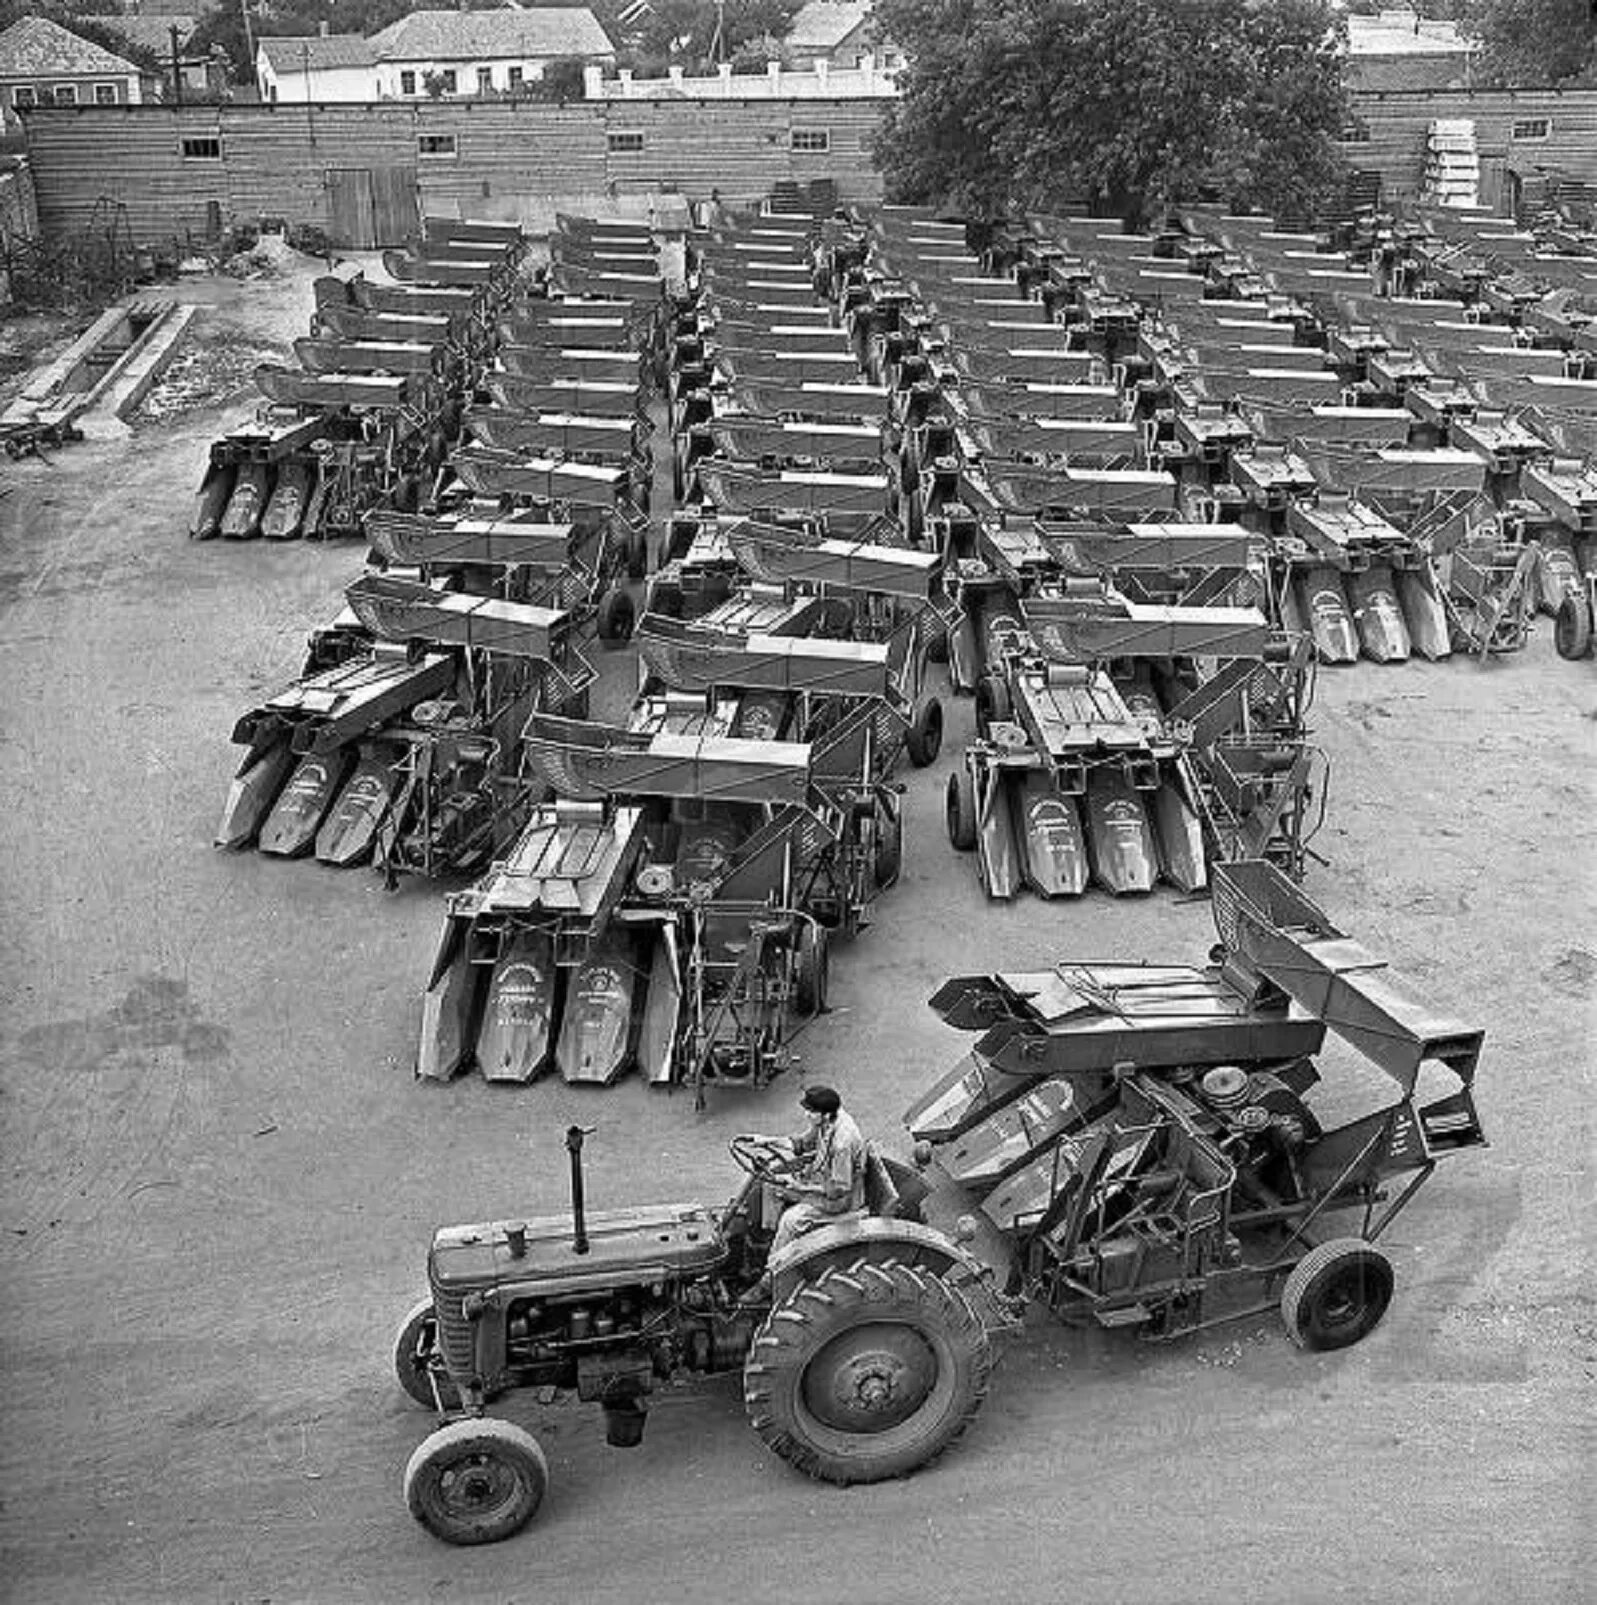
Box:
<box><xmin>20</xmin><ymin>98</ymin><xmax>888</xmax><ymax>245</ymax></box>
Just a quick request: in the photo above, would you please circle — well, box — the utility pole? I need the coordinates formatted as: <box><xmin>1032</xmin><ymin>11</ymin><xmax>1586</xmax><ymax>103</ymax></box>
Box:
<box><xmin>239</xmin><ymin>0</ymin><xmax>256</xmax><ymax>88</ymax></box>
<box><xmin>170</xmin><ymin>24</ymin><xmax>183</xmax><ymax>106</ymax></box>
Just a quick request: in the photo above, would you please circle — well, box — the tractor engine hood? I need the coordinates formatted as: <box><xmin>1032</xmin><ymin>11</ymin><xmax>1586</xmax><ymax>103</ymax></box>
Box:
<box><xmin>430</xmin><ymin>1203</ymin><xmax>728</xmax><ymax>1302</ymax></box>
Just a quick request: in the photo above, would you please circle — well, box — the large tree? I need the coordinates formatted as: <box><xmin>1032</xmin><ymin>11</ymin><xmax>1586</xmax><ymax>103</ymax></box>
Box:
<box><xmin>873</xmin><ymin>0</ymin><xmax>1351</xmax><ymax>228</ymax></box>
<box><xmin>1452</xmin><ymin>0</ymin><xmax>1597</xmax><ymax>88</ymax></box>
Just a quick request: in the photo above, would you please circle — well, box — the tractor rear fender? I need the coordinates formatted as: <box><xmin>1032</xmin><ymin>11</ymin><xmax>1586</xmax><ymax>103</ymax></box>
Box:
<box><xmin>769</xmin><ymin>1218</ymin><xmax>1002</xmax><ymax>1318</ymax></box>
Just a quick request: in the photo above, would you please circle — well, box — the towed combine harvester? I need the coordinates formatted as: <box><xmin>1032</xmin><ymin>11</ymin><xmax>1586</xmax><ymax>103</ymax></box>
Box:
<box><xmin>393</xmin><ymin>859</ymin><xmax>1484</xmax><ymax>1545</ymax></box>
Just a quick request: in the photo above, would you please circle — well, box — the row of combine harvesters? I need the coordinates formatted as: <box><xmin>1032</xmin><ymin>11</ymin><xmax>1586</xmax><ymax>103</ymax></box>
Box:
<box><xmin>206</xmin><ymin>187</ymin><xmax>1595</xmax><ymax>1106</ymax></box>
<box><xmin>212</xmin><ymin>216</ymin><xmax>658</xmax><ymax>883</ymax></box>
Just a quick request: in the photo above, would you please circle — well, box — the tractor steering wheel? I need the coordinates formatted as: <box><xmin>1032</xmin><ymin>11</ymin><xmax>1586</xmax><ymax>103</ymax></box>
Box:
<box><xmin>729</xmin><ymin>1133</ymin><xmax>799</xmax><ymax>1182</ymax></box>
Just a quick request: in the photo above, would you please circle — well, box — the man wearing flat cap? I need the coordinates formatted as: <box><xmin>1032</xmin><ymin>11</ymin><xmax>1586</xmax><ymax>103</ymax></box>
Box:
<box><xmin>764</xmin><ymin>1083</ymin><xmax>868</xmax><ymax>1256</ymax></box>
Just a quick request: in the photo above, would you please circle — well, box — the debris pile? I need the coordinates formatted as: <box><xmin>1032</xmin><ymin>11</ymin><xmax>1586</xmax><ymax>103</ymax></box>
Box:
<box><xmin>137</xmin><ymin>337</ymin><xmax>289</xmax><ymax>421</ymax></box>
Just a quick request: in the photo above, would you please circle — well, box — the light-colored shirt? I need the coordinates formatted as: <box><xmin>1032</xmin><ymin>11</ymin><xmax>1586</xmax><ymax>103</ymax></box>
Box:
<box><xmin>794</xmin><ymin>1110</ymin><xmax>867</xmax><ymax>1216</ymax></box>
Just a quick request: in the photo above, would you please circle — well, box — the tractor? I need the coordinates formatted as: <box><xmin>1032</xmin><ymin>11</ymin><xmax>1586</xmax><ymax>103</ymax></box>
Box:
<box><xmin>394</xmin><ymin>1125</ymin><xmax>996</xmax><ymax>1545</ymax></box>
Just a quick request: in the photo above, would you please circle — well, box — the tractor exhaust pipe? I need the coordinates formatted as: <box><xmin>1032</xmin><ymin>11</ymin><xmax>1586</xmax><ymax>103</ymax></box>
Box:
<box><xmin>566</xmin><ymin>1124</ymin><xmax>593</xmax><ymax>1255</ymax></box>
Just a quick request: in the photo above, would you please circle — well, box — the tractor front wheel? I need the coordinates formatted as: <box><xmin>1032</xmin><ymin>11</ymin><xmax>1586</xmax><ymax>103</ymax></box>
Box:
<box><xmin>1281</xmin><ymin>1238</ymin><xmax>1394</xmax><ymax>1351</ymax></box>
<box><xmin>392</xmin><ymin>1296</ymin><xmax>460</xmax><ymax>1411</ymax></box>
<box><xmin>404</xmin><ymin>1418</ymin><xmax>549</xmax><ymax>1546</ymax></box>
<box><xmin>1553</xmin><ymin>594</ymin><xmax>1593</xmax><ymax>660</ymax></box>
<box><xmin>743</xmin><ymin>1258</ymin><xmax>991</xmax><ymax>1484</ymax></box>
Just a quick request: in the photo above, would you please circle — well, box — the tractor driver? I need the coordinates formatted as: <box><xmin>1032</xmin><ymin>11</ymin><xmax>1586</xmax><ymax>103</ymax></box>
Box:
<box><xmin>757</xmin><ymin>1083</ymin><xmax>869</xmax><ymax>1257</ymax></box>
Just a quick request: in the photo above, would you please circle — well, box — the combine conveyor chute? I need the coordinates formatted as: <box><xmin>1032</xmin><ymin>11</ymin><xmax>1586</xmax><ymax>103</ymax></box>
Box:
<box><xmin>730</xmin><ymin>382</ymin><xmax>889</xmax><ymax>419</ymax></box>
<box><xmin>523</xmin><ymin>714</ymin><xmax>812</xmax><ymax>806</ymax></box>
<box><xmin>725</xmin><ymin>521</ymin><xmax>939</xmax><ymax>600</ymax></box>
<box><xmin>252</xmin><ymin>364</ymin><xmax>414</xmax><ymax>411</ymax></box>
<box><xmin>316</xmin><ymin>304</ymin><xmax>455</xmax><ymax>346</ymax></box>
<box><xmin>1022</xmin><ymin>597</ymin><xmax>1270</xmax><ymax>662</ymax></box>
<box><xmin>345</xmin><ymin>574</ymin><xmax>570</xmax><ymax>661</ymax></box>
<box><xmin>1211</xmin><ymin>861</ymin><xmax>1485</xmax><ymax>1099</ymax></box>
<box><xmin>1040</xmin><ymin>521</ymin><xmax>1258</xmax><ymax>575</ymax></box>
<box><xmin>488</xmin><ymin>375</ymin><xmax>642</xmax><ymax>414</ymax></box>
<box><xmin>954</xmin><ymin>381</ymin><xmax>1123</xmax><ymax>422</ymax></box>
<box><xmin>366</xmin><ymin>510</ymin><xmax>574</xmax><ymax>571</ymax></box>
<box><xmin>499</xmin><ymin>345</ymin><xmax>645</xmax><ymax>385</ymax></box>
<box><xmin>961</xmin><ymin>418</ymin><xmax>1141</xmax><ymax>460</ymax></box>
<box><xmin>696</xmin><ymin>463</ymin><xmax>890</xmax><ymax>517</ymax></box>
<box><xmin>973</xmin><ymin>462</ymin><xmax>1178</xmax><ymax>519</ymax></box>
<box><xmin>293</xmin><ymin>337</ymin><xmax>438</xmax><ymax>376</ymax></box>
<box><xmin>449</xmin><ymin>446</ymin><xmax>630</xmax><ymax>505</ymax></box>
<box><xmin>635</xmin><ymin>616</ymin><xmax>892</xmax><ymax>699</ymax></box>
<box><xmin>352</xmin><ymin>279</ymin><xmax>476</xmax><ymax>317</ymax></box>
<box><xmin>465</xmin><ymin>409</ymin><xmax>643</xmax><ymax>458</ymax></box>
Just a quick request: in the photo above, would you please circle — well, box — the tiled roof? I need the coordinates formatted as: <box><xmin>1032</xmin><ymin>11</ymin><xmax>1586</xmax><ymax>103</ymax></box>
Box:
<box><xmin>368</xmin><ymin>8</ymin><xmax>614</xmax><ymax>63</ymax></box>
<box><xmin>1346</xmin><ymin>11</ymin><xmax>1475</xmax><ymax>58</ymax></box>
<box><xmin>257</xmin><ymin>34</ymin><xmax>377</xmax><ymax>74</ymax></box>
<box><xmin>0</xmin><ymin>16</ymin><xmax>140</xmax><ymax>78</ymax></box>
<box><xmin>786</xmin><ymin>1</ymin><xmax>873</xmax><ymax>53</ymax></box>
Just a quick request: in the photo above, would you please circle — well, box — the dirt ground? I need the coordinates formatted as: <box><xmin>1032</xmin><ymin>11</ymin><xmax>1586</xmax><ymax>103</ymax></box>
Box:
<box><xmin>0</xmin><ymin>263</ymin><xmax>1593</xmax><ymax>1605</ymax></box>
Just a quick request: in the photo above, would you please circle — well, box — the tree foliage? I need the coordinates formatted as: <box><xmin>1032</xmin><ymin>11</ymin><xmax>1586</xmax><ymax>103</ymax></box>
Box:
<box><xmin>630</xmin><ymin>0</ymin><xmax>800</xmax><ymax>73</ymax></box>
<box><xmin>189</xmin><ymin>0</ymin><xmax>414</xmax><ymax>84</ymax></box>
<box><xmin>873</xmin><ymin>0</ymin><xmax>1351</xmax><ymax>228</ymax></box>
<box><xmin>1451</xmin><ymin>0</ymin><xmax>1597</xmax><ymax>88</ymax></box>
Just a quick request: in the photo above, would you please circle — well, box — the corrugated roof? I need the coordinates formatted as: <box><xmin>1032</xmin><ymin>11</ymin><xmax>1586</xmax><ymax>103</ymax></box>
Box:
<box><xmin>257</xmin><ymin>34</ymin><xmax>377</xmax><ymax>74</ymax></box>
<box><xmin>0</xmin><ymin>16</ymin><xmax>141</xmax><ymax>78</ymax></box>
<box><xmin>368</xmin><ymin>8</ymin><xmax>614</xmax><ymax>63</ymax></box>
<box><xmin>1346</xmin><ymin>12</ymin><xmax>1475</xmax><ymax>58</ymax></box>
<box><xmin>786</xmin><ymin>1</ymin><xmax>873</xmax><ymax>54</ymax></box>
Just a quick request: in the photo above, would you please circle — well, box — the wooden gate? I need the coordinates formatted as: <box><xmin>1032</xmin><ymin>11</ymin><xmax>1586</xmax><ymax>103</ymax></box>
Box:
<box><xmin>326</xmin><ymin>166</ymin><xmax>417</xmax><ymax>248</ymax></box>
<box><xmin>326</xmin><ymin>168</ymin><xmax>376</xmax><ymax>249</ymax></box>
<box><xmin>372</xmin><ymin>165</ymin><xmax>418</xmax><ymax>247</ymax></box>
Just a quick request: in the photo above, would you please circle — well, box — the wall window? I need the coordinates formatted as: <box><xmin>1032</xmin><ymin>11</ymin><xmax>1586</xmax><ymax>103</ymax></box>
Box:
<box><xmin>1511</xmin><ymin>118</ymin><xmax>1550</xmax><ymax>140</ymax></box>
<box><xmin>508</xmin><ymin>66</ymin><xmax>524</xmax><ymax>90</ymax></box>
<box><xmin>93</xmin><ymin>83</ymin><xmax>116</xmax><ymax>106</ymax></box>
<box><xmin>608</xmin><ymin>131</ymin><xmax>644</xmax><ymax>152</ymax></box>
<box><xmin>477</xmin><ymin>67</ymin><xmax>492</xmax><ymax>94</ymax></box>
<box><xmin>400</xmin><ymin>69</ymin><xmax>416</xmax><ymax>94</ymax></box>
<box><xmin>181</xmin><ymin>135</ymin><xmax>221</xmax><ymax>159</ymax></box>
<box><xmin>440</xmin><ymin>69</ymin><xmax>457</xmax><ymax>94</ymax></box>
<box><xmin>53</xmin><ymin>84</ymin><xmax>77</xmax><ymax>105</ymax></box>
<box><xmin>791</xmin><ymin>129</ymin><xmax>830</xmax><ymax>153</ymax></box>
<box><xmin>12</xmin><ymin>86</ymin><xmax>35</xmax><ymax>107</ymax></box>
<box><xmin>418</xmin><ymin>133</ymin><xmax>458</xmax><ymax>158</ymax></box>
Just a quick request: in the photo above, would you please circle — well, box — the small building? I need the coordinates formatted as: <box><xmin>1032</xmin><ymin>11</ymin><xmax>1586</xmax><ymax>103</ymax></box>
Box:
<box><xmin>784</xmin><ymin>1</ymin><xmax>901</xmax><ymax>73</ymax></box>
<box><xmin>0</xmin><ymin>16</ymin><xmax>144</xmax><ymax>117</ymax></box>
<box><xmin>366</xmin><ymin>8</ymin><xmax>615</xmax><ymax>100</ymax></box>
<box><xmin>256</xmin><ymin>35</ymin><xmax>379</xmax><ymax>105</ymax></box>
<box><xmin>1344</xmin><ymin>9</ymin><xmax>1477</xmax><ymax>94</ymax></box>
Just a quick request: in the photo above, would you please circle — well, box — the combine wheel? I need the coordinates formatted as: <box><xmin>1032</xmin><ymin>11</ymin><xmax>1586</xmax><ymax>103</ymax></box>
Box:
<box><xmin>1281</xmin><ymin>1238</ymin><xmax>1394</xmax><ymax>1352</ymax></box>
<box><xmin>904</xmin><ymin>696</ymin><xmax>943</xmax><ymax>768</ymax></box>
<box><xmin>596</xmin><ymin>587</ymin><xmax>636</xmax><ymax>644</ymax></box>
<box><xmin>974</xmin><ymin>674</ymin><xmax>1011</xmax><ymax>736</ymax></box>
<box><xmin>743</xmin><ymin>1258</ymin><xmax>991</xmax><ymax>1484</ymax></box>
<box><xmin>624</xmin><ymin>525</ymin><xmax>650</xmax><ymax>580</ymax></box>
<box><xmin>946</xmin><ymin>770</ymin><xmax>977</xmax><ymax>851</ymax></box>
<box><xmin>873</xmin><ymin>802</ymin><xmax>903</xmax><ymax>889</ymax></box>
<box><xmin>404</xmin><ymin>1418</ymin><xmax>548</xmax><ymax>1546</ymax></box>
<box><xmin>1553</xmin><ymin>594</ymin><xmax>1593</xmax><ymax>660</ymax></box>
<box><xmin>393</xmin><ymin>1297</ymin><xmax>461</xmax><ymax>1411</ymax></box>
<box><xmin>794</xmin><ymin>923</ymin><xmax>829</xmax><ymax>1016</ymax></box>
